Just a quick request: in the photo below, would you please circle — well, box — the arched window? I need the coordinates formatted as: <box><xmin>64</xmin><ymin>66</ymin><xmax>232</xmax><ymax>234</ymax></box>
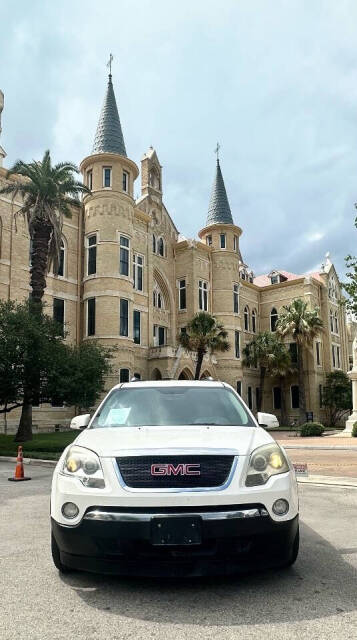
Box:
<box><xmin>270</xmin><ymin>307</ymin><xmax>278</xmax><ymax>332</ymax></box>
<box><xmin>244</xmin><ymin>306</ymin><xmax>250</xmax><ymax>331</ymax></box>
<box><xmin>329</xmin><ymin>277</ymin><xmax>337</xmax><ymax>301</ymax></box>
<box><xmin>252</xmin><ymin>308</ymin><xmax>257</xmax><ymax>333</ymax></box>
<box><xmin>152</xmin><ymin>234</ymin><xmax>156</xmax><ymax>253</ymax></box>
<box><xmin>57</xmin><ymin>239</ymin><xmax>65</xmax><ymax>277</ymax></box>
<box><xmin>330</xmin><ymin>309</ymin><xmax>334</xmax><ymax>333</ymax></box>
<box><xmin>334</xmin><ymin>311</ymin><xmax>339</xmax><ymax>334</ymax></box>
<box><xmin>153</xmin><ymin>282</ymin><xmax>164</xmax><ymax>309</ymax></box>
<box><xmin>157</xmin><ymin>237</ymin><xmax>164</xmax><ymax>257</ymax></box>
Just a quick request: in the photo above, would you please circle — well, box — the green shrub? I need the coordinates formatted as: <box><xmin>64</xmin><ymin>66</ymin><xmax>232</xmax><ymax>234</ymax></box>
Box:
<box><xmin>300</xmin><ymin>422</ymin><xmax>325</xmax><ymax>437</ymax></box>
<box><xmin>352</xmin><ymin>422</ymin><xmax>357</xmax><ymax>437</ymax></box>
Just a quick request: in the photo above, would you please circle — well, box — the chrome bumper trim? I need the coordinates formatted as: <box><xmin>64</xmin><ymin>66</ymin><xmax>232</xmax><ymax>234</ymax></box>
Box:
<box><xmin>83</xmin><ymin>507</ymin><xmax>269</xmax><ymax>522</ymax></box>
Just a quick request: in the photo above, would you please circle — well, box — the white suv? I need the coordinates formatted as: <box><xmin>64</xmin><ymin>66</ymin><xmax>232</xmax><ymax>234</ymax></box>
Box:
<box><xmin>51</xmin><ymin>380</ymin><xmax>299</xmax><ymax>577</ymax></box>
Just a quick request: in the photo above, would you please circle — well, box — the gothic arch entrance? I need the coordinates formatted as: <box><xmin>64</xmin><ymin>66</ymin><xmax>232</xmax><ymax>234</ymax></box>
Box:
<box><xmin>178</xmin><ymin>367</ymin><xmax>194</xmax><ymax>380</ymax></box>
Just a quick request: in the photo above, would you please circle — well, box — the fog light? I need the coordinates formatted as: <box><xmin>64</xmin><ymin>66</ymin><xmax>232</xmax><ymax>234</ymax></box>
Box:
<box><xmin>62</xmin><ymin>502</ymin><xmax>79</xmax><ymax>519</ymax></box>
<box><xmin>272</xmin><ymin>499</ymin><xmax>289</xmax><ymax>516</ymax></box>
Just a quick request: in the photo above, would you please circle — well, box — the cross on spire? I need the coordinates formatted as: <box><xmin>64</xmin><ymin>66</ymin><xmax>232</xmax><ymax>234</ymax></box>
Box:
<box><xmin>214</xmin><ymin>142</ymin><xmax>220</xmax><ymax>162</ymax></box>
<box><xmin>107</xmin><ymin>53</ymin><xmax>113</xmax><ymax>75</ymax></box>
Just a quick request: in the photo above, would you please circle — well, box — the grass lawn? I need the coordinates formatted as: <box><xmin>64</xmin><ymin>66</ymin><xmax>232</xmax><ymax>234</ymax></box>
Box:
<box><xmin>0</xmin><ymin>431</ymin><xmax>78</xmax><ymax>460</ymax></box>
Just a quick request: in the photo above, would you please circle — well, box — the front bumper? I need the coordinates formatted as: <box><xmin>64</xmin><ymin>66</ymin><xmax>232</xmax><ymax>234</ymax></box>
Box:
<box><xmin>51</xmin><ymin>506</ymin><xmax>299</xmax><ymax>577</ymax></box>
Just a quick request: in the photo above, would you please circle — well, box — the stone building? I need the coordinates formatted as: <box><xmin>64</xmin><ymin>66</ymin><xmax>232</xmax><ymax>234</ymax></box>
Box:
<box><xmin>0</xmin><ymin>76</ymin><xmax>350</xmax><ymax>432</ymax></box>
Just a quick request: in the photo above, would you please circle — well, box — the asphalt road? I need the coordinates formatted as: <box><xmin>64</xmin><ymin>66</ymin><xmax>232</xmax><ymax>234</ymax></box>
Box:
<box><xmin>1</xmin><ymin>460</ymin><xmax>356</xmax><ymax>640</ymax></box>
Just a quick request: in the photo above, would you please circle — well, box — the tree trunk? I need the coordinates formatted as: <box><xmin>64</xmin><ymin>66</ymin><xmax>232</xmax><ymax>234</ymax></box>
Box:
<box><xmin>195</xmin><ymin>350</ymin><xmax>205</xmax><ymax>380</ymax></box>
<box><xmin>280</xmin><ymin>377</ymin><xmax>288</xmax><ymax>427</ymax></box>
<box><xmin>297</xmin><ymin>343</ymin><xmax>306</xmax><ymax>423</ymax></box>
<box><xmin>30</xmin><ymin>222</ymin><xmax>52</xmax><ymax>304</ymax></box>
<box><xmin>258</xmin><ymin>366</ymin><xmax>266</xmax><ymax>412</ymax></box>
<box><xmin>15</xmin><ymin>398</ymin><xmax>33</xmax><ymax>442</ymax></box>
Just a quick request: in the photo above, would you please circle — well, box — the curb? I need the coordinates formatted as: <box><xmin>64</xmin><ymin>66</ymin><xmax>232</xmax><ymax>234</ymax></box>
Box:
<box><xmin>1</xmin><ymin>456</ymin><xmax>57</xmax><ymax>467</ymax></box>
<box><xmin>297</xmin><ymin>475</ymin><xmax>357</xmax><ymax>488</ymax></box>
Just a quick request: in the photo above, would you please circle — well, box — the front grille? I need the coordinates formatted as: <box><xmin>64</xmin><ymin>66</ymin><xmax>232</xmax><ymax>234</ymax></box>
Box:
<box><xmin>116</xmin><ymin>455</ymin><xmax>234</xmax><ymax>488</ymax></box>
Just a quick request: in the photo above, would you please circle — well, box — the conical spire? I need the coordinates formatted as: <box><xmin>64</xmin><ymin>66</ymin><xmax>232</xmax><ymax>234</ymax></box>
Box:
<box><xmin>92</xmin><ymin>75</ymin><xmax>127</xmax><ymax>156</ymax></box>
<box><xmin>206</xmin><ymin>159</ymin><xmax>233</xmax><ymax>226</ymax></box>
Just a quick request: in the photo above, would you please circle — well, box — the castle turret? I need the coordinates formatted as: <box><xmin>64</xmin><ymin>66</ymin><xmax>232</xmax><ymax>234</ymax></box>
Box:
<box><xmin>198</xmin><ymin>157</ymin><xmax>243</xmax><ymax>380</ymax></box>
<box><xmin>80</xmin><ymin>73</ymin><xmax>139</xmax><ymax>384</ymax></box>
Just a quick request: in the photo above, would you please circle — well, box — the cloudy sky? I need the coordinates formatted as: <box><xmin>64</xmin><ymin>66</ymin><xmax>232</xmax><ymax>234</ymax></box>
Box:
<box><xmin>1</xmin><ymin>0</ymin><xmax>357</xmax><ymax>279</ymax></box>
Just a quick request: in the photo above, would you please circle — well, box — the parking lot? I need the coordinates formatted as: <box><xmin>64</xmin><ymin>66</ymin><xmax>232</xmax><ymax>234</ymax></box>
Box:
<box><xmin>1</xmin><ymin>460</ymin><xmax>356</xmax><ymax>640</ymax></box>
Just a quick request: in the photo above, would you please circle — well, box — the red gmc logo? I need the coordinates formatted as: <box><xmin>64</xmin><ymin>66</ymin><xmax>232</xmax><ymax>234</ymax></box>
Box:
<box><xmin>150</xmin><ymin>463</ymin><xmax>201</xmax><ymax>476</ymax></box>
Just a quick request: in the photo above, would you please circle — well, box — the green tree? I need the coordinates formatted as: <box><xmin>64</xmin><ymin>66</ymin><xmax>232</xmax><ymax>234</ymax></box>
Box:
<box><xmin>344</xmin><ymin>253</ymin><xmax>357</xmax><ymax>315</ymax></box>
<box><xmin>275</xmin><ymin>299</ymin><xmax>323</xmax><ymax>423</ymax></box>
<box><xmin>0</xmin><ymin>150</ymin><xmax>89</xmax><ymax>435</ymax></box>
<box><xmin>0</xmin><ymin>301</ymin><xmax>113</xmax><ymax>441</ymax></box>
<box><xmin>322</xmin><ymin>371</ymin><xmax>352</xmax><ymax>427</ymax></box>
<box><xmin>268</xmin><ymin>345</ymin><xmax>295</xmax><ymax>426</ymax></box>
<box><xmin>0</xmin><ymin>150</ymin><xmax>89</xmax><ymax>304</ymax></box>
<box><xmin>242</xmin><ymin>331</ymin><xmax>292</xmax><ymax>413</ymax></box>
<box><xmin>178</xmin><ymin>312</ymin><xmax>230</xmax><ymax>380</ymax></box>
<box><xmin>50</xmin><ymin>341</ymin><xmax>115</xmax><ymax>412</ymax></box>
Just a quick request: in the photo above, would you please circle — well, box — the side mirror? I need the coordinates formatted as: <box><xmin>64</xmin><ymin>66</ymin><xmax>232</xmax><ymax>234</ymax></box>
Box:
<box><xmin>257</xmin><ymin>412</ymin><xmax>279</xmax><ymax>429</ymax></box>
<box><xmin>70</xmin><ymin>414</ymin><xmax>91</xmax><ymax>430</ymax></box>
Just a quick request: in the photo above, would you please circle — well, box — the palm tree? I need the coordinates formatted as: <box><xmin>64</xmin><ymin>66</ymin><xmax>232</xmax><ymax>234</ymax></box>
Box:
<box><xmin>178</xmin><ymin>312</ymin><xmax>230</xmax><ymax>380</ymax></box>
<box><xmin>0</xmin><ymin>150</ymin><xmax>89</xmax><ymax>441</ymax></box>
<box><xmin>243</xmin><ymin>331</ymin><xmax>291</xmax><ymax>412</ymax></box>
<box><xmin>0</xmin><ymin>150</ymin><xmax>89</xmax><ymax>304</ymax></box>
<box><xmin>275</xmin><ymin>298</ymin><xmax>323</xmax><ymax>423</ymax></box>
<box><xmin>268</xmin><ymin>344</ymin><xmax>295</xmax><ymax>426</ymax></box>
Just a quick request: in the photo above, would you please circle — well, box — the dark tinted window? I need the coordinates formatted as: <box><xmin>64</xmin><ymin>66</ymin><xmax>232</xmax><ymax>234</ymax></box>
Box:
<box><xmin>87</xmin><ymin>298</ymin><xmax>95</xmax><ymax>336</ymax></box>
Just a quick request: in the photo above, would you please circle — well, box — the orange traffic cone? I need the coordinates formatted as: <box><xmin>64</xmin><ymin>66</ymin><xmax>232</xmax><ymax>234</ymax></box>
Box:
<box><xmin>8</xmin><ymin>446</ymin><xmax>31</xmax><ymax>482</ymax></box>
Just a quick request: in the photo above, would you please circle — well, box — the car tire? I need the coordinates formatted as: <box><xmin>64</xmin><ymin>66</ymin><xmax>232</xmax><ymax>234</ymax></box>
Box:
<box><xmin>283</xmin><ymin>527</ymin><xmax>300</xmax><ymax>568</ymax></box>
<box><xmin>51</xmin><ymin>533</ymin><xmax>72</xmax><ymax>573</ymax></box>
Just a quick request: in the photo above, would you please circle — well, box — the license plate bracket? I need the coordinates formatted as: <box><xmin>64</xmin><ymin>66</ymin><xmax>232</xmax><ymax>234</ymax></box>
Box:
<box><xmin>151</xmin><ymin>516</ymin><xmax>202</xmax><ymax>546</ymax></box>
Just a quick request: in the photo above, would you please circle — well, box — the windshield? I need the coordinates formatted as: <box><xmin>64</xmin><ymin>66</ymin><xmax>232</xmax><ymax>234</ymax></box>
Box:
<box><xmin>90</xmin><ymin>386</ymin><xmax>255</xmax><ymax>428</ymax></box>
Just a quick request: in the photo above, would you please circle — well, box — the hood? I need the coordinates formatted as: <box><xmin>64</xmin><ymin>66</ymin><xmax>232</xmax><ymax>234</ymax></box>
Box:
<box><xmin>74</xmin><ymin>425</ymin><xmax>273</xmax><ymax>458</ymax></box>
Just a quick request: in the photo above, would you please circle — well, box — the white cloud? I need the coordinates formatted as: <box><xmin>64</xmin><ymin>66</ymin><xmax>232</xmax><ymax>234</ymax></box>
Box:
<box><xmin>1</xmin><ymin>0</ymin><xmax>357</xmax><ymax>280</ymax></box>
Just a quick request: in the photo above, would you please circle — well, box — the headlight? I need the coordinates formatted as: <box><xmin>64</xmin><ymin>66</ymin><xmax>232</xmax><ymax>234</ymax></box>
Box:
<box><xmin>62</xmin><ymin>446</ymin><xmax>105</xmax><ymax>488</ymax></box>
<box><xmin>245</xmin><ymin>443</ymin><xmax>289</xmax><ymax>487</ymax></box>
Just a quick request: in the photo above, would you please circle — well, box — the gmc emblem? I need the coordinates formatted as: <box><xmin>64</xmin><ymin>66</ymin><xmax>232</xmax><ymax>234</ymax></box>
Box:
<box><xmin>150</xmin><ymin>463</ymin><xmax>201</xmax><ymax>476</ymax></box>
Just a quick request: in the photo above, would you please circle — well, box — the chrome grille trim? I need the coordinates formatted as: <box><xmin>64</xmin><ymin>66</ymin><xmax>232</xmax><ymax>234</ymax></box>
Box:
<box><xmin>112</xmin><ymin>455</ymin><xmax>239</xmax><ymax>493</ymax></box>
<box><xmin>83</xmin><ymin>507</ymin><xmax>269</xmax><ymax>522</ymax></box>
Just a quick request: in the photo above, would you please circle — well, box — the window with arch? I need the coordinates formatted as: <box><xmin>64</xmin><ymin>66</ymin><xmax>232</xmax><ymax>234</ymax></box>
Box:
<box><xmin>149</xmin><ymin>169</ymin><xmax>160</xmax><ymax>190</ymax></box>
<box><xmin>328</xmin><ymin>277</ymin><xmax>337</xmax><ymax>301</ymax></box>
<box><xmin>157</xmin><ymin>237</ymin><xmax>164</xmax><ymax>257</ymax></box>
<box><xmin>334</xmin><ymin>311</ymin><xmax>339</xmax><ymax>335</ymax></box>
<box><xmin>244</xmin><ymin>306</ymin><xmax>250</xmax><ymax>331</ymax></box>
<box><xmin>252</xmin><ymin>308</ymin><xmax>257</xmax><ymax>333</ymax></box>
<box><xmin>153</xmin><ymin>282</ymin><xmax>164</xmax><ymax>309</ymax></box>
<box><xmin>270</xmin><ymin>308</ymin><xmax>278</xmax><ymax>332</ymax></box>
<box><xmin>152</xmin><ymin>234</ymin><xmax>156</xmax><ymax>253</ymax></box>
<box><xmin>58</xmin><ymin>239</ymin><xmax>65</xmax><ymax>277</ymax></box>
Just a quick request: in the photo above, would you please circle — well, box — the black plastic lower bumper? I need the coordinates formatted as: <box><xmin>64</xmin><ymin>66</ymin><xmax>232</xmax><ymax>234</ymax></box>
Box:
<box><xmin>51</xmin><ymin>509</ymin><xmax>299</xmax><ymax>577</ymax></box>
